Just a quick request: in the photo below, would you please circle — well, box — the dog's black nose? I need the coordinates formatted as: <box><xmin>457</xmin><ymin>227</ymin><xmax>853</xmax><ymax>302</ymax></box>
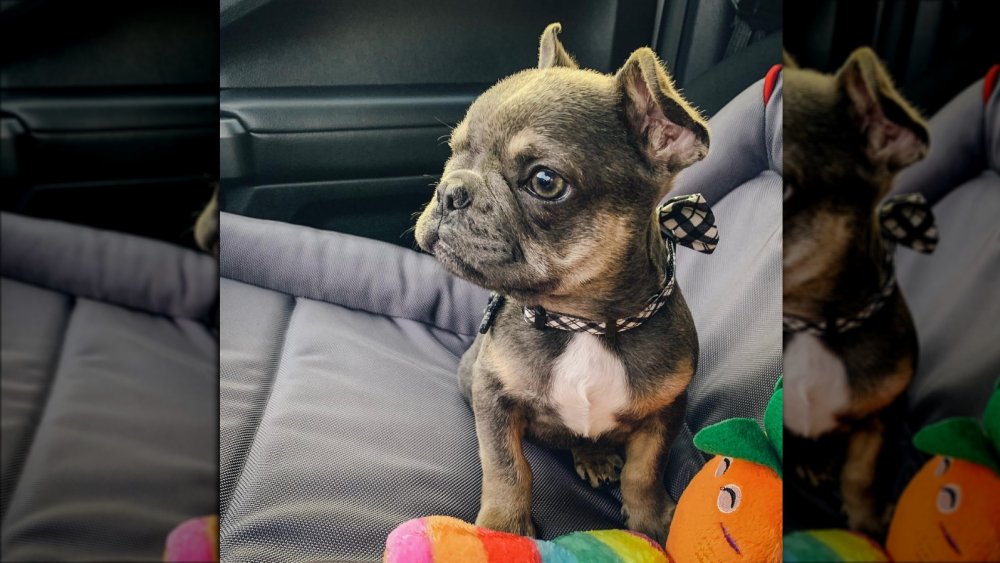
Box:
<box><xmin>439</xmin><ymin>182</ymin><xmax>471</xmax><ymax>212</ymax></box>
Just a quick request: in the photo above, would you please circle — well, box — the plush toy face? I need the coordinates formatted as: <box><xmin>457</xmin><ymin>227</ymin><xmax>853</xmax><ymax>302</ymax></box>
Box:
<box><xmin>887</xmin><ymin>455</ymin><xmax>1000</xmax><ymax>561</ymax></box>
<box><xmin>666</xmin><ymin>455</ymin><xmax>782</xmax><ymax>563</ymax></box>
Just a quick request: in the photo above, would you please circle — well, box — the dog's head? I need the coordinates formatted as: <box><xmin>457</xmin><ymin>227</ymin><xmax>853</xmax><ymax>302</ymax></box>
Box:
<box><xmin>783</xmin><ymin>48</ymin><xmax>928</xmax><ymax>302</ymax></box>
<box><xmin>784</xmin><ymin>47</ymin><xmax>928</xmax><ymax>202</ymax></box>
<box><xmin>415</xmin><ymin>24</ymin><xmax>708</xmax><ymax>303</ymax></box>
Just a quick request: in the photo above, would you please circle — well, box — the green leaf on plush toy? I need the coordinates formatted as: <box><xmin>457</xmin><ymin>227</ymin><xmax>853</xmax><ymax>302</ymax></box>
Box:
<box><xmin>913</xmin><ymin>379</ymin><xmax>1000</xmax><ymax>475</ymax></box>
<box><xmin>693</xmin><ymin>377</ymin><xmax>784</xmax><ymax>478</ymax></box>
<box><xmin>695</xmin><ymin>418</ymin><xmax>782</xmax><ymax>477</ymax></box>
<box><xmin>984</xmin><ymin>378</ymin><xmax>999</xmax><ymax>451</ymax></box>
<box><xmin>765</xmin><ymin>377</ymin><xmax>783</xmax><ymax>461</ymax></box>
<box><xmin>914</xmin><ymin>418</ymin><xmax>1000</xmax><ymax>475</ymax></box>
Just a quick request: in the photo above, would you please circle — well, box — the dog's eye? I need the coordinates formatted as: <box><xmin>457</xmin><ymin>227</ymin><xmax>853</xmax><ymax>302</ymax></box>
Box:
<box><xmin>717</xmin><ymin>484</ymin><xmax>741</xmax><ymax>513</ymax></box>
<box><xmin>526</xmin><ymin>167</ymin><xmax>568</xmax><ymax>200</ymax></box>
<box><xmin>937</xmin><ymin>483</ymin><xmax>961</xmax><ymax>514</ymax></box>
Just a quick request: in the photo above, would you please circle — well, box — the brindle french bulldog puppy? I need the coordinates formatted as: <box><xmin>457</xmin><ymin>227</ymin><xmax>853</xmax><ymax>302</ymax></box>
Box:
<box><xmin>414</xmin><ymin>24</ymin><xmax>709</xmax><ymax>542</ymax></box>
<box><xmin>783</xmin><ymin>47</ymin><xmax>929</xmax><ymax>538</ymax></box>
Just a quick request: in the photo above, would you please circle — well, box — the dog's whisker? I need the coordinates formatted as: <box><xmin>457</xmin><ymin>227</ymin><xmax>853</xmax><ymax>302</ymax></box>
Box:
<box><xmin>434</xmin><ymin>117</ymin><xmax>455</xmax><ymax>131</ymax></box>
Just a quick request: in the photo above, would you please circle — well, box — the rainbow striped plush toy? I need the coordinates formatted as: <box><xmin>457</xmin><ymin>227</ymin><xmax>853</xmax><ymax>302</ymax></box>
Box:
<box><xmin>384</xmin><ymin>515</ymin><xmax>668</xmax><ymax>563</ymax></box>
<box><xmin>782</xmin><ymin>530</ymin><xmax>889</xmax><ymax>562</ymax></box>
<box><xmin>385</xmin><ymin>381</ymin><xmax>786</xmax><ymax>563</ymax></box>
<box><xmin>163</xmin><ymin>515</ymin><xmax>219</xmax><ymax>562</ymax></box>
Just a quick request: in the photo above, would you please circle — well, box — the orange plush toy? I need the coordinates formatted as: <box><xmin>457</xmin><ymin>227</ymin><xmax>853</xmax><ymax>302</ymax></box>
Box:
<box><xmin>665</xmin><ymin>378</ymin><xmax>783</xmax><ymax>563</ymax></box>
<box><xmin>885</xmin><ymin>379</ymin><xmax>1000</xmax><ymax>561</ymax></box>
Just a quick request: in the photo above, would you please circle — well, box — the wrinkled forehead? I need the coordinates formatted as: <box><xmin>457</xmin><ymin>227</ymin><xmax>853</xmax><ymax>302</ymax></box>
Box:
<box><xmin>453</xmin><ymin>69</ymin><xmax>621</xmax><ymax>152</ymax></box>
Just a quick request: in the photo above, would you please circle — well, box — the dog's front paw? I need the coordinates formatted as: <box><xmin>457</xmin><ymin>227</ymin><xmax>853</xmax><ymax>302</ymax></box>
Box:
<box><xmin>845</xmin><ymin>500</ymin><xmax>893</xmax><ymax>540</ymax></box>
<box><xmin>795</xmin><ymin>463</ymin><xmax>831</xmax><ymax>488</ymax></box>
<box><xmin>572</xmin><ymin>447</ymin><xmax>624</xmax><ymax>488</ymax></box>
<box><xmin>476</xmin><ymin>506</ymin><xmax>536</xmax><ymax>537</ymax></box>
<box><xmin>621</xmin><ymin>498</ymin><xmax>674</xmax><ymax>546</ymax></box>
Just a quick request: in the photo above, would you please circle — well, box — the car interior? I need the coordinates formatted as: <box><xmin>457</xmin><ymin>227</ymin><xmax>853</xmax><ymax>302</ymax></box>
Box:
<box><xmin>1</xmin><ymin>0</ymin><xmax>217</xmax><ymax>248</ymax></box>
<box><xmin>785</xmin><ymin>0</ymin><xmax>996</xmax><ymax>117</ymax></box>
<box><xmin>217</xmin><ymin>1</ymin><xmax>785</xmax><ymax>560</ymax></box>
<box><xmin>1</xmin><ymin>0</ymin><xmax>995</xmax><ymax>561</ymax></box>
<box><xmin>219</xmin><ymin>0</ymin><xmax>781</xmax><ymax>248</ymax></box>
<box><xmin>1</xmin><ymin>1</ymin><xmax>218</xmax><ymax>560</ymax></box>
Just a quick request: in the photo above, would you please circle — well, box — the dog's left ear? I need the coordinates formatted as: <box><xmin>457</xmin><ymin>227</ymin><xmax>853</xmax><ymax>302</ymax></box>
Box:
<box><xmin>616</xmin><ymin>48</ymin><xmax>709</xmax><ymax>171</ymax></box>
<box><xmin>836</xmin><ymin>47</ymin><xmax>929</xmax><ymax>171</ymax></box>
<box><xmin>538</xmin><ymin>23</ymin><xmax>578</xmax><ymax>69</ymax></box>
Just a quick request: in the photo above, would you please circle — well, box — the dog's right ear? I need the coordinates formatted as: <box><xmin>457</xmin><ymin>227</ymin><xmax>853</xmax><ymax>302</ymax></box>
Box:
<box><xmin>836</xmin><ymin>47</ymin><xmax>928</xmax><ymax>171</ymax></box>
<box><xmin>538</xmin><ymin>23</ymin><xmax>578</xmax><ymax>69</ymax></box>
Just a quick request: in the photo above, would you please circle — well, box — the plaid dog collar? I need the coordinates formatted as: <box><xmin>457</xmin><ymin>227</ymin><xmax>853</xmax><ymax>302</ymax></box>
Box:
<box><xmin>782</xmin><ymin>266</ymin><xmax>898</xmax><ymax>336</ymax></box>
<box><xmin>478</xmin><ymin>194</ymin><xmax>719</xmax><ymax>336</ymax></box>
<box><xmin>520</xmin><ymin>243</ymin><xmax>678</xmax><ymax>335</ymax></box>
<box><xmin>783</xmin><ymin>193</ymin><xmax>937</xmax><ymax>336</ymax></box>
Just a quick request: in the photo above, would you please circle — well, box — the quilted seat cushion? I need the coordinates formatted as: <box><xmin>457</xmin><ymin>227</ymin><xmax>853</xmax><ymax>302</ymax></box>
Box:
<box><xmin>0</xmin><ymin>213</ymin><xmax>218</xmax><ymax>561</ymax></box>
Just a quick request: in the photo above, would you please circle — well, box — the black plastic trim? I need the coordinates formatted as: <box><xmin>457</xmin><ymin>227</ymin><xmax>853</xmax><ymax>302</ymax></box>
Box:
<box><xmin>220</xmin><ymin>85</ymin><xmax>483</xmax><ymax>133</ymax></box>
<box><xmin>0</xmin><ymin>91</ymin><xmax>217</xmax><ymax>131</ymax></box>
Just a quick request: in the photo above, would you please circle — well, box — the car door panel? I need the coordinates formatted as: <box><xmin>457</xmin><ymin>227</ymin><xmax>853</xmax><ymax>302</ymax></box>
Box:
<box><xmin>220</xmin><ymin>0</ymin><xmax>663</xmax><ymax>248</ymax></box>
<box><xmin>1</xmin><ymin>1</ymin><xmax>218</xmax><ymax>247</ymax></box>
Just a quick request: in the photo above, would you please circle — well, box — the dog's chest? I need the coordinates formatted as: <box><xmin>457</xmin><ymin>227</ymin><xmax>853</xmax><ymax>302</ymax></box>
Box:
<box><xmin>548</xmin><ymin>333</ymin><xmax>629</xmax><ymax>438</ymax></box>
<box><xmin>784</xmin><ymin>332</ymin><xmax>851</xmax><ymax>438</ymax></box>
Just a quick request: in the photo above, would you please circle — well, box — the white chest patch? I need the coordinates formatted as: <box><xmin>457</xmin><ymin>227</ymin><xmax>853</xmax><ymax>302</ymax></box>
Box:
<box><xmin>784</xmin><ymin>332</ymin><xmax>852</xmax><ymax>438</ymax></box>
<box><xmin>550</xmin><ymin>333</ymin><xmax>629</xmax><ymax>438</ymax></box>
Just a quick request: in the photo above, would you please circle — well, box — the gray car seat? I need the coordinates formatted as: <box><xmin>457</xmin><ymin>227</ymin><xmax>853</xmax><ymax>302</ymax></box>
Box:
<box><xmin>218</xmin><ymin>71</ymin><xmax>782</xmax><ymax>562</ymax></box>
<box><xmin>894</xmin><ymin>72</ymin><xmax>1000</xmax><ymax>424</ymax></box>
<box><xmin>0</xmin><ymin>213</ymin><xmax>218</xmax><ymax>561</ymax></box>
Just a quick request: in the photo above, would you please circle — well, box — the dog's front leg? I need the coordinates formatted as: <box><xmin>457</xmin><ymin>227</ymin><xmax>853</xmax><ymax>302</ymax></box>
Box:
<box><xmin>620</xmin><ymin>416</ymin><xmax>676</xmax><ymax>545</ymax></box>
<box><xmin>841</xmin><ymin>417</ymin><xmax>888</xmax><ymax>539</ymax></box>
<box><xmin>471</xmin><ymin>377</ymin><xmax>535</xmax><ymax>536</ymax></box>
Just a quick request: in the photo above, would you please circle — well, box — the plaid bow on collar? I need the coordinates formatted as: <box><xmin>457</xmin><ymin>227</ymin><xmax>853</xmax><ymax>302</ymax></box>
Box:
<box><xmin>879</xmin><ymin>193</ymin><xmax>938</xmax><ymax>253</ymax></box>
<box><xmin>659</xmin><ymin>193</ymin><xmax>720</xmax><ymax>254</ymax></box>
<box><xmin>478</xmin><ymin>193</ymin><xmax>719</xmax><ymax>336</ymax></box>
<box><xmin>783</xmin><ymin>193</ymin><xmax>937</xmax><ymax>336</ymax></box>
